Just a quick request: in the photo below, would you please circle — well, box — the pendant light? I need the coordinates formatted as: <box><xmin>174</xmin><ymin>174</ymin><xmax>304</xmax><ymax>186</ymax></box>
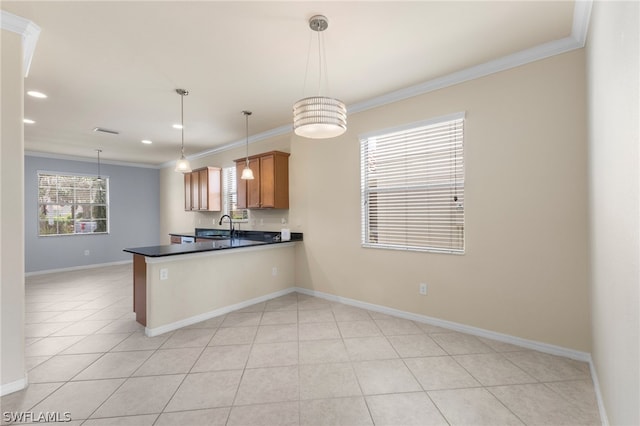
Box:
<box><xmin>95</xmin><ymin>149</ymin><xmax>103</xmax><ymax>181</ymax></box>
<box><xmin>241</xmin><ymin>111</ymin><xmax>254</xmax><ymax>180</ymax></box>
<box><xmin>293</xmin><ymin>15</ymin><xmax>346</xmax><ymax>139</ymax></box>
<box><xmin>174</xmin><ymin>88</ymin><xmax>192</xmax><ymax>173</ymax></box>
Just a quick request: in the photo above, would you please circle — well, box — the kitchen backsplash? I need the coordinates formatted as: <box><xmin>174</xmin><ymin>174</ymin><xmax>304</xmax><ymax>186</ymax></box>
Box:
<box><xmin>191</xmin><ymin>209</ymin><xmax>291</xmax><ymax>232</ymax></box>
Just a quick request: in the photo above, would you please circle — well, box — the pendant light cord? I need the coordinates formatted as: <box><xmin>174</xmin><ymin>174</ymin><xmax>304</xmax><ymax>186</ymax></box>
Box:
<box><xmin>96</xmin><ymin>149</ymin><xmax>102</xmax><ymax>179</ymax></box>
<box><xmin>316</xmin><ymin>29</ymin><xmax>322</xmax><ymax>95</ymax></box>
<box><xmin>243</xmin><ymin>111</ymin><xmax>252</xmax><ymax>166</ymax></box>
<box><xmin>180</xmin><ymin>92</ymin><xmax>185</xmax><ymax>157</ymax></box>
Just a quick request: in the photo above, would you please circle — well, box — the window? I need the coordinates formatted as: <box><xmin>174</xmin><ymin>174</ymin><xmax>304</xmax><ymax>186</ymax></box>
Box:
<box><xmin>38</xmin><ymin>172</ymin><xmax>109</xmax><ymax>236</ymax></box>
<box><xmin>360</xmin><ymin>112</ymin><xmax>465</xmax><ymax>253</ymax></box>
<box><xmin>222</xmin><ymin>166</ymin><xmax>248</xmax><ymax>222</ymax></box>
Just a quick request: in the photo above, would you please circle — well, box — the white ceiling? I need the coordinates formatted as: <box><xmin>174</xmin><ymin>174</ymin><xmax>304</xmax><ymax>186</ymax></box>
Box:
<box><xmin>2</xmin><ymin>1</ymin><xmax>580</xmax><ymax>167</ymax></box>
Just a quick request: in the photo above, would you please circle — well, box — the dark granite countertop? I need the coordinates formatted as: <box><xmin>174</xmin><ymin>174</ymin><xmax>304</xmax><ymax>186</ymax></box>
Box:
<box><xmin>125</xmin><ymin>230</ymin><xmax>302</xmax><ymax>258</ymax></box>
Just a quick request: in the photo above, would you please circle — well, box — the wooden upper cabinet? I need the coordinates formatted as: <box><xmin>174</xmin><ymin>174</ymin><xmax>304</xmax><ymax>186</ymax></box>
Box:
<box><xmin>183</xmin><ymin>166</ymin><xmax>222</xmax><ymax>211</ymax></box>
<box><xmin>191</xmin><ymin>169</ymin><xmax>200</xmax><ymax>210</ymax></box>
<box><xmin>184</xmin><ymin>172</ymin><xmax>192</xmax><ymax>211</ymax></box>
<box><xmin>235</xmin><ymin>151</ymin><xmax>290</xmax><ymax>209</ymax></box>
<box><xmin>236</xmin><ymin>161</ymin><xmax>248</xmax><ymax>209</ymax></box>
<box><xmin>246</xmin><ymin>157</ymin><xmax>261</xmax><ymax>208</ymax></box>
<box><xmin>198</xmin><ymin>167</ymin><xmax>221</xmax><ymax>211</ymax></box>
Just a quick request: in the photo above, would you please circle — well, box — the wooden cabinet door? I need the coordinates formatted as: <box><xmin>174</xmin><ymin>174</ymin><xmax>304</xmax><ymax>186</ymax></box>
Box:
<box><xmin>199</xmin><ymin>168</ymin><xmax>209</xmax><ymax>210</ymax></box>
<box><xmin>191</xmin><ymin>171</ymin><xmax>200</xmax><ymax>210</ymax></box>
<box><xmin>236</xmin><ymin>162</ymin><xmax>247</xmax><ymax>209</ymax></box>
<box><xmin>184</xmin><ymin>173</ymin><xmax>192</xmax><ymax>211</ymax></box>
<box><xmin>247</xmin><ymin>157</ymin><xmax>261</xmax><ymax>208</ymax></box>
<box><xmin>202</xmin><ymin>167</ymin><xmax>221</xmax><ymax>211</ymax></box>
<box><xmin>260</xmin><ymin>154</ymin><xmax>275</xmax><ymax>208</ymax></box>
<box><xmin>234</xmin><ymin>151</ymin><xmax>289</xmax><ymax>209</ymax></box>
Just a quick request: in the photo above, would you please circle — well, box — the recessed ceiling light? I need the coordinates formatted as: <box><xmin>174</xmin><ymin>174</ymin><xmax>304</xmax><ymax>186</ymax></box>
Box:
<box><xmin>23</xmin><ymin>118</ymin><xmax>36</xmax><ymax>124</ymax></box>
<box><xmin>27</xmin><ymin>91</ymin><xmax>47</xmax><ymax>98</ymax></box>
<box><xmin>141</xmin><ymin>139</ymin><xmax>152</xmax><ymax>144</ymax></box>
<box><xmin>172</xmin><ymin>124</ymin><xmax>183</xmax><ymax>129</ymax></box>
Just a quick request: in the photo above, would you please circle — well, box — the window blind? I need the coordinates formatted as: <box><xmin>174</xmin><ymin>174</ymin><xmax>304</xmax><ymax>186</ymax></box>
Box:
<box><xmin>360</xmin><ymin>113</ymin><xmax>465</xmax><ymax>253</ymax></box>
<box><xmin>222</xmin><ymin>166</ymin><xmax>248</xmax><ymax>221</ymax></box>
<box><xmin>222</xmin><ymin>166</ymin><xmax>237</xmax><ymax>215</ymax></box>
<box><xmin>38</xmin><ymin>172</ymin><xmax>109</xmax><ymax>236</ymax></box>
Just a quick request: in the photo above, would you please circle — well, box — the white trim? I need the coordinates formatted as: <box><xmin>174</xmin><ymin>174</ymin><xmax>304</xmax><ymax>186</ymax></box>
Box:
<box><xmin>159</xmin><ymin>124</ymin><xmax>292</xmax><ymax>169</ymax></box>
<box><xmin>25</xmin><ymin>260</ymin><xmax>131</xmax><ymax>277</ymax></box>
<box><xmin>1</xmin><ymin>376</ymin><xmax>28</xmax><ymax>397</ymax></box>
<box><xmin>572</xmin><ymin>0</ymin><xmax>594</xmax><ymax>47</ymax></box>
<box><xmin>0</xmin><ymin>11</ymin><xmax>41</xmax><ymax>77</ymax></box>
<box><xmin>18</xmin><ymin>1</ymin><xmax>593</xmax><ymax>167</ymax></box>
<box><xmin>349</xmin><ymin>35</ymin><xmax>581</xmax><ymax>116</ymax></box>
<box><xmin>25</xmin><ymin>151</ymin><xmax>160</xmax><ymax>169</ymax></box>
<box><xmin>145</xmin><ymin>287</ymin><xmax>296</xmax><ymax>337</ymax></box>
<box><xmin>589</xmin><ymin>360</ymin><xmax>610</xmax><ymax>426</ymax></box>
<box><xmin>294</xmin><ymin>286</ymin><xmax>591</xmax><ymax>362</ymax></box>
<box><xmin>157</xmin><ymin>0</ymin><xmax>593</xmax><ymax>167</ymax></box>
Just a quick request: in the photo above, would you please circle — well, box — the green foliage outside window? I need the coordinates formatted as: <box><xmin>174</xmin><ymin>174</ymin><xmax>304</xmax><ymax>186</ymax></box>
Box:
<box><xmin>38</xmin><ymin>173</ymin><xmax>109</xmax><ymax>236</ymax></box>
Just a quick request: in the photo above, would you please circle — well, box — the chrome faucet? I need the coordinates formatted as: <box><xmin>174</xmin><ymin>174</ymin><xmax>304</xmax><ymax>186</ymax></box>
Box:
<box><xmin>219</xmin><ymin>214</ymin><xmax>234</xmax><ymax>239</ymax></box>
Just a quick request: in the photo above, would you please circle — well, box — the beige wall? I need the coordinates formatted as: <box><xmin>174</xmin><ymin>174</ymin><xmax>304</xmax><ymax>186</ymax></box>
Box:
<box><xmin>586</xmin><ymin>1</ymin><xmax>639</xmax><ymax>424</ymax></box>
<box><xmin>1</xmin><ymin>30</ymin><xmax>26</xmax><ymax>391</ymax></box>
<box><xmin>161</xmin><ymin>50</ymin><xmax>591</xmax><ymax>352</ymax></box>
<box><xmin>293</xmin><ymin>50</ymin><xmax>591</xmax><ymax>352</ymax></box>
<box><xmin>145</xmin><ymin>244</ymin><xmax>296</xmax><ymax>329</ymax></box>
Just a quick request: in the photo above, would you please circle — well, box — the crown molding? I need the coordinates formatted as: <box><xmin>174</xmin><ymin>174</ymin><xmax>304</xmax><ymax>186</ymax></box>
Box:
<box><xmin>0</xmin><ymin>10</ymin><xmax>41</xmax><ymax>77</ymax></box>
<box><xmin>24</xmin><ymin>0</ymin><xmax>593</xmax><ymax>170</ymax></box>
<box><xmin>159</xmin><ymin>123</ymin><xmax>293</xmax><ymax>169</ymax></box>
<box><xmin>25</xmin><ymin>151</ymin><xmax>160</xmax><ymax>169</ymax></box>
<box><xmin>172</xmin><ymin>0</ymin><xmax>593</xmax><ymax>167</ymax></box>
<box><xmin>349</xmin><ymin>34</ymin><xmax>585</xmax><ymax>116</ymax></box>
<box><xmin>572</xmin><ymin>0</ymin><xmax>594</xmax><ymax>47</ymax></box>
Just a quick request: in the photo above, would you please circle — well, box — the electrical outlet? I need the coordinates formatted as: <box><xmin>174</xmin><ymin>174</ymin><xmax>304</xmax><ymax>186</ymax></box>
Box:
<box><xmin>272</xmin><ymin>267</ymin><xmax>278</xmax><ymax>276</ymax></box>
<box><xmin>419</xmin><ymin>283</ymin><xmax>427</xmax><ymax>295</ymax></box>
<box><xmin>84</xmin><ymin>250</ymin><xmax>90</xmax><ymax>256</ymax></box>
<box><xmin>160</xmin><ymin>268</ymin><xmax>169</xmax><ymax>280</ymax></box>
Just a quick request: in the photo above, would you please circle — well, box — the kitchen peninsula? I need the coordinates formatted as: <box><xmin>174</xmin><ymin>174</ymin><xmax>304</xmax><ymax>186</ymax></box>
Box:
<box><xmin>123</xmin><ymin>230</ymin><xmax>302</xmax><ymax>336</ymax></box>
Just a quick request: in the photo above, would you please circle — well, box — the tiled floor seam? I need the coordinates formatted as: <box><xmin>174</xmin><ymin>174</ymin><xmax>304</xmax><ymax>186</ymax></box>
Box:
<box><xmin>226</xmin><ymin>309</ymin><xmax>263</xmax><ymax>420</ymax></box>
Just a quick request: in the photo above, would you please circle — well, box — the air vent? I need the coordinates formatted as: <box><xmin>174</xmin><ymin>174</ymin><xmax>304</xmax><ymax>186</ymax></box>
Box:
<box><xmin>92</xmin><ymin>127</ymin><xmax>119</xmax><ymax>135</ymax></box>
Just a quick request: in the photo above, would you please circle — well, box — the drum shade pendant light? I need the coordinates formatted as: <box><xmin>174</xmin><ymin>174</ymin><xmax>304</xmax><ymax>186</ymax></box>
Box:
<box><xmin>174</xmin><ymin>89</ymin><xmax>192</xmax><ymax>173</ymax></box>
<box><xmin>293</xmin><ymin>15</ymin><xmax>347</xmax><ymax>139</ymax></box>
<box><xmin>240</xmin><ymin>111</ymin><xmax>254</xmax><ymax>180</ymax></box>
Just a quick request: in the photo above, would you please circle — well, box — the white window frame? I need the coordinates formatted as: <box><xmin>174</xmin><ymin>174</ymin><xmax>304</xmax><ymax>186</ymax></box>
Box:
<box><xmin>37</xmin><ymin>171</ymin><xmax>110</xmax><ymax>237</ymax></box>
<box><xmin>222</xmin><ymin>166</ymin><xmax>249</xmax><ymax>222</ymax></box>
<box><xmin>360</xmin><ymin>112</ymin><xmax>465</xmax><ymax>254</ymax></box>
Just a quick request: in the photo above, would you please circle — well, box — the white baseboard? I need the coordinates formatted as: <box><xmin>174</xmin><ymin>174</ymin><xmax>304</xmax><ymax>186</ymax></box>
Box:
<box><xmin>294</xmin><ymin>286</ymin><xmax>591</xmax><ymax>362</ymax></box>
<box><xmin>145</xmin><ymin>287</ymin><xmax>296</xmax><ymax>337</ymax></box>
<box><xmin>1</xmin><ymin>376</ymin><xmax>27</xmax><ymax>397</ymax></box>
<box><xmin>294</xmin><ymin>287</ymin><xmax>614</xmax><ymax>425</ymax></box>
<box><xmin>588</xmin><ymin>360</ymin><xmax>610</xmax><ymax>426</ymax></box>
<box><xmin>25</xmin><ymin>260</ymin><xmax>132</xmax><ymax>277</ymax></box>
<box><xmin>141</xmin><ymin>284</ymin><xmax>606</xmax><ymax>425</ymax></box>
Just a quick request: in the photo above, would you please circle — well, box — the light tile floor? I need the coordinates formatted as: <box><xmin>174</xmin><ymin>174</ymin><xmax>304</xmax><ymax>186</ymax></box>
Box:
<box><xmin>2</xmin><ymin>264</ymin><xmax>602</xmax><ymax>425</ymax></box>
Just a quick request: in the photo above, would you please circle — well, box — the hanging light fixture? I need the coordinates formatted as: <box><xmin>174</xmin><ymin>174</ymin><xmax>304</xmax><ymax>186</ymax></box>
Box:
<box><xmin>95</xmin><ymin>149</ymin><xmax>103</xmax><ymax>181</ymax></box>
<box><xmin>293</xmin><ymin>15</ymin><xmax>347</xmax><ymax>139</ymax></box>
<box><xmin>241</xmin><ymin>111</ymin><xmax>254</xmax><ymax>180</ymax></box>
<box><xmin>174</xmin><ymin>88</ymin><xmax>192</xmax><ymax>173</ymax></box>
